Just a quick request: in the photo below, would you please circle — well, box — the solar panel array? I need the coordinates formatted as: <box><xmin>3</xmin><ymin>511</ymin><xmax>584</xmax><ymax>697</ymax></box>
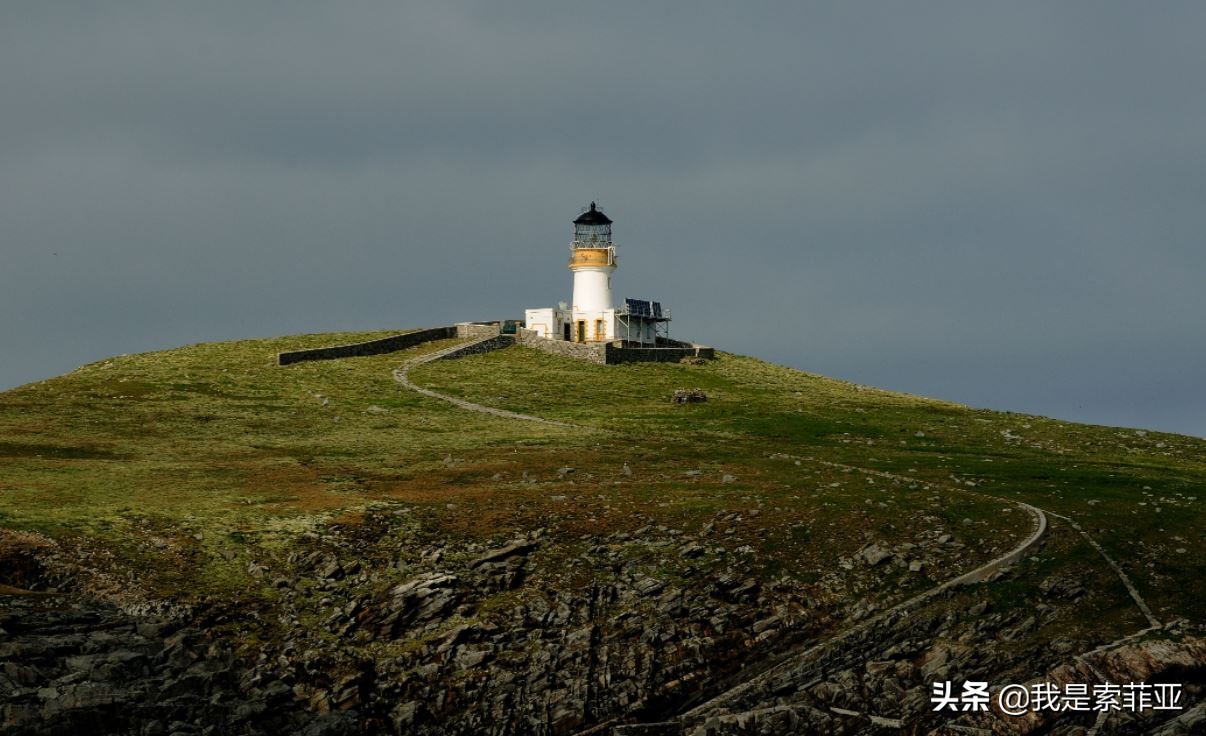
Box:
<box><xmin>624</xmin><ymin>298</ymin><xmax>667</xmax><ymax>318</ymax></box>
<box><xmin>625</xmin><ymin>298</ymin><xmax>652</xmax><ymax>316</ymax></box>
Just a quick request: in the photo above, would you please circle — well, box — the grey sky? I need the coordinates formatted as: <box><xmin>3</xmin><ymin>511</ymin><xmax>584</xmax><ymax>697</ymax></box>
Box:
<box><xmin>2</xmin><ymin>2</ymin><xmax>1204</xmax><ymax>437</ymax></box>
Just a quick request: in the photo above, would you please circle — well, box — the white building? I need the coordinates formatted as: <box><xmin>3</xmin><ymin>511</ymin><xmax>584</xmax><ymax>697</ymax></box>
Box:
<box><xmin>524</xmin><ymin>203</ymin><xmax>670</xmax><ymax>346</ymax></box>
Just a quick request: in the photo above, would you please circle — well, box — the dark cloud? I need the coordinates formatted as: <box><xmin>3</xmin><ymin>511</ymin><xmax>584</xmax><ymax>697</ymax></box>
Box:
<box><xmin>2</xmin><ymin>2</ymin><xmax>1204</xmax><ymax>436</ymax></box>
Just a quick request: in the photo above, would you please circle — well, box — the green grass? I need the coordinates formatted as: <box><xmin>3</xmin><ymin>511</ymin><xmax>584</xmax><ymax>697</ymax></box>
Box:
<box><xmin>0</xmin><ymin>332</ymin><xmax>1203</xmax><ymax>634</ymax></box>
<box><xmin>413</xmin><ymin>344</ymin><xmax>1206</xmax><ymax>623</ymax></box>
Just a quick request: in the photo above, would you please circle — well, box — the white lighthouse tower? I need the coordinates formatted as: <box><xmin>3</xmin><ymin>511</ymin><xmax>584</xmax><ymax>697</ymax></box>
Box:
<box><xmin>524</xmin><ymin>203</ymin><xmax>670</xmax><ymax>346</ymax></box>
<box><xmin>569</xmin><ymin>202</ymin><xmax>616</xmax><ymax>314</ymax></box>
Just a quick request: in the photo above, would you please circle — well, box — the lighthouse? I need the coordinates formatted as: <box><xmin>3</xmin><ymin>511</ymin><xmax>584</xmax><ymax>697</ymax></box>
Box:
<box><xmin>524</xmin><ymin>203</ymin><xmax>670</xmax><ymax>346</ymax></box>
<box><xmin>569</xmin><ymin>202</ymin><xmax>616</xmax><ymax>313</ymax></box>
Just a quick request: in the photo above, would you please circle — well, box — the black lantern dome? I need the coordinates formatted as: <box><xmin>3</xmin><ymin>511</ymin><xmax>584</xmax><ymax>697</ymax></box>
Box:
<box><xmin>572</xmin><ymin>202</ymin><xmax>612</xmax><ymax>245</ymax></box>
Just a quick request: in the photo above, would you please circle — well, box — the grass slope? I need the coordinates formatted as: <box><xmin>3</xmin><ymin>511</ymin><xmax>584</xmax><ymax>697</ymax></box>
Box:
<box><xmin>0</xmin><ymin>331</ymin><xmax>1202</xmax><ymax>637</ymax></box>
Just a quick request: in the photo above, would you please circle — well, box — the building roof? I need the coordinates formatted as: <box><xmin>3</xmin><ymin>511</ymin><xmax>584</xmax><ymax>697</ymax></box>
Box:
<box><xmin>573</xmin><ymin>202</ymin><xmax>612</xmax><ymax>225</ymax></box>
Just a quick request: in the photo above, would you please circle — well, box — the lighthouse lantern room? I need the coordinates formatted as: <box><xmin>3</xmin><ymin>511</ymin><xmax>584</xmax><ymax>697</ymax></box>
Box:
<box><xmin>525</xmin><ymin>203</ymin><xmax>670</xmax><ymax>347</ymax></box>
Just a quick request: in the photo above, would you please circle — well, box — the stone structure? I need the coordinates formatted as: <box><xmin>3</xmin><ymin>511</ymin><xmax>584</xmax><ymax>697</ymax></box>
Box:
<box><xmin>453</xmin><ymin>322</ymin><xmax>502</xmax><ymax>339</ymax></box>
<box><xmin>277</xmin><ymin>327</ymin><xmax>456</xmax><ymax>366</ymax></box>
<box><xmin>435</xmin><ymin>335</ymin><xmax>515</xmax><ymax>361</ymax></box>
<box><xmin>277</xmin><ymin>322</ymin><xmax>709</xmax><ymax>370</ymax></box>
<box><xmin>277</xmin><ymin>324</ymin><xmax>509</xmax><ymax>367</ymax></box>
<box><xmin>606</xmin><ymin>341</ymin><xmax>715</xmax><ymax>364</ymax></box>
<box><xmin>515</xmin><ymin>328</ymin><xmax>608</xmax><ymax>363</ymax></box>
<box><xmin>672</xmin><ymin>389</ymin><xmax>708</xmax><ymax>404</ymax></box>
<box><xmin>515</xmin><ymin>328</ymin><xmax>713</xmax><ymax>365</ymax></box>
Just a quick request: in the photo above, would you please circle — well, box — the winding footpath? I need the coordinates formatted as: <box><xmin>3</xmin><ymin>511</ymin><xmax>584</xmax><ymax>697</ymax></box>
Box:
<box><xmin>392</xmin><ymin>336</ymin><xmax>580</xmax><ymax>429</ymax></box>
<box><xmin>1044</xmin><ymin>511</ymin><xmax>1160</xmax><ymax>628</ymax></box>
<box><xmin>674</xmin><ymin>465</ymin><xmax>1049</xmax><ymax>725</ymax></box>
<box><xmin>675</xmin><ymin>457</ymin><xmax>1162</xmax><ymax>733</ymax></box>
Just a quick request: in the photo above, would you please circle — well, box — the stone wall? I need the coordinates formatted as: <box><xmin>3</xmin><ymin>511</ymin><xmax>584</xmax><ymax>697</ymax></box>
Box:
<box><xmin>436</xmin><ymin>335</ymin><xmax>515</xmax><ymax>361</ymax></box>
<box><xmin>515</xmin><ymin>328</ymin><xmax>713</xmax><ymax>365</ymax></box>
<box><xmin>655</xmin><ymin>337</ymin><xmax>691</xmax><ymax>348</ymax></box>
<box><xmin>515</xmin><ymin>329</ymin><xmax>608</xmax><ymax>364</ymax></box>
<box><xmin>606</xmin><ymin>343</ymin><xmax>715</xmax><ymax>364</ymax></box>
<box><xmin>277</xmin><ymin>327</ymin><xmax>455</xmax><ymax>366</ymax></box>
<box><xmin>455</xmin><ymin>322</ymin><xmax>502</xmax><ymax>338</ymax></box>
<box><xmin>278</xmin><ymin>323</ymin><xmax>711</xmax><ymax>367</ymax></box>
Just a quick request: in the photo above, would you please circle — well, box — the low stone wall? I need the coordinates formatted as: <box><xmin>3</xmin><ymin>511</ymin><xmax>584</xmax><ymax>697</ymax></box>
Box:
<box><xmin>277</xmin><ymin>327</ymin><xmax>455</xmax><ymax>366</ymax></box>
<box><xmin>279</xmin><ymin>324</ymin><xmax>712</xmax><ymax>367</ymax></box>
<box><xmin>455</xmin><ymin>322</ymin><xmax>502</xmax><ymax>338</ymax></box>
<box><xmin>606</xmin><ymin>343</ymin><xmax>715</xmax><ymax>364</ymax></box>
<box><xmin>654</xmin><ymin>337</ymin><xmax>695</xmax><ymax>348</ymax></box>
<box><xmin>436</xmin><ymin>335</ymin><xmax>515</xmax><ymax>361</ymax></box>
<box><xmin>516</xmin><ymin>329</ymin><xmax>608</xmax><ymax>364</ymax></box>
<box><xmin>515</xmin><ymin>329</ymin><xmax>713</xmax><ymax>365</ymax></box>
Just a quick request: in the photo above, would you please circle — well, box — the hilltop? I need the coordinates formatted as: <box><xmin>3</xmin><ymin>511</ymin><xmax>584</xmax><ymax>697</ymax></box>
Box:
<box><xmin>1</xmin><ymin>330</ymin><xmax>1203</xmax><ymax>735</ymax></box>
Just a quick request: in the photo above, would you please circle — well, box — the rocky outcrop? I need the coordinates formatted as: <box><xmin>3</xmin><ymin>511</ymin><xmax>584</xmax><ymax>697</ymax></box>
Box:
<box><xmin>0</xmin><ymin>593</ymin><xmax>354</xmax><ymax>736</ymax></box>
<box><xmin>368</xmin><ymin>572</ymin><xmax>462</xmax><ymax>638</ymax></box>
<box><xmin>334</xmin><ymin>531</ymin><xmax>825</xmax><ymax>735</ymax></box>
<box><xmin>3</xmin><ymin>513</ymin><xmax>1201</xmax><ymax>736</ymax></box>
<box><xmin>948</xmin><ymin>631</ymin><xmax>1206</xmax><ymax>735</ymax></box>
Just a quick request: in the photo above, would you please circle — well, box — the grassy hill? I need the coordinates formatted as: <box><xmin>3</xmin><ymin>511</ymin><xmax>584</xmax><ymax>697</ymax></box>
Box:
<box><xmin>1</xmin><ymin>330</ymin><xmax>1203</xmax><ymax>733</ymax></box>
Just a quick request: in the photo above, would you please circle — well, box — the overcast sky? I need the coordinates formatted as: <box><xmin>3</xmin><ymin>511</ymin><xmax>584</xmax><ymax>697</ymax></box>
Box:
<box><xmin>2</xmin><ymin>3</ymin><xmax>1204</xmax><ymax>437</ymax></box>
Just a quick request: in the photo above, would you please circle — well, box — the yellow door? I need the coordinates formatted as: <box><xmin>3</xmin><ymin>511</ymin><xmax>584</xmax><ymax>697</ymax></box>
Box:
<box><xmin>576</xmin><ymin>321</ymin><xmax>586</xmax><ymax>343</ymax></box>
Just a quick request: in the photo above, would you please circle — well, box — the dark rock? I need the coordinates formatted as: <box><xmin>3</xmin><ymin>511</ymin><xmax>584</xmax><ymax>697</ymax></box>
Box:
<box><xmin>633</xmin><ymin>576</ymin><xmax>665</xmax><ymax>597</ymax></box>
<box><xmin>858</xmin><ymin>544</ymin><xmax>892</xmax><ymax>566</ymax></box>
<box><xmin>471</xmin><ymin>540</ymin><xmax>537</xmax><ymax>568</ymax></box>
<box><xmin>672</xmin><ymin>388</ymin><xmax>708</xmax><ymax>403</ymax></box>
<box><xmin>0</xmin><ymin>594</ymin><xmax>320</xmax><ymax>736</ymax></box>
<box><xmin>368</xmin><ymin>572</ymin><xmax>461</xmax><ymax>638</ymax></box>
<box><xmin>317</xmin><ymin>555</ymin><xmax>344</xmax><ymax>581</ymax></box>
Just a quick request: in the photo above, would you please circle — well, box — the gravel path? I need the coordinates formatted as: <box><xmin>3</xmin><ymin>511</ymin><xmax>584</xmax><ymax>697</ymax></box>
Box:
<box><xmin>807</xmin><ymin>458</ymin><xmax>1157</xmax><ymax>623</ymax></box>
<box><xmin>675</xmin><ymin>461</ymin><xmax>1049</xmax><ymax>723</ymax></box>
<box><xmin>673</xmin><ymin>457</ymin><xmax>1162</xmax><ymax>732</ymax></box>
<box><xmin>392</xmin><ymin>337</ymin><xmax>581</xmax><ymax>429</ymax></box>
<box><xmin>1044</xmin><ymin>510</ymin><xmax>1160</xmax><ymax>628</ymax></box>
